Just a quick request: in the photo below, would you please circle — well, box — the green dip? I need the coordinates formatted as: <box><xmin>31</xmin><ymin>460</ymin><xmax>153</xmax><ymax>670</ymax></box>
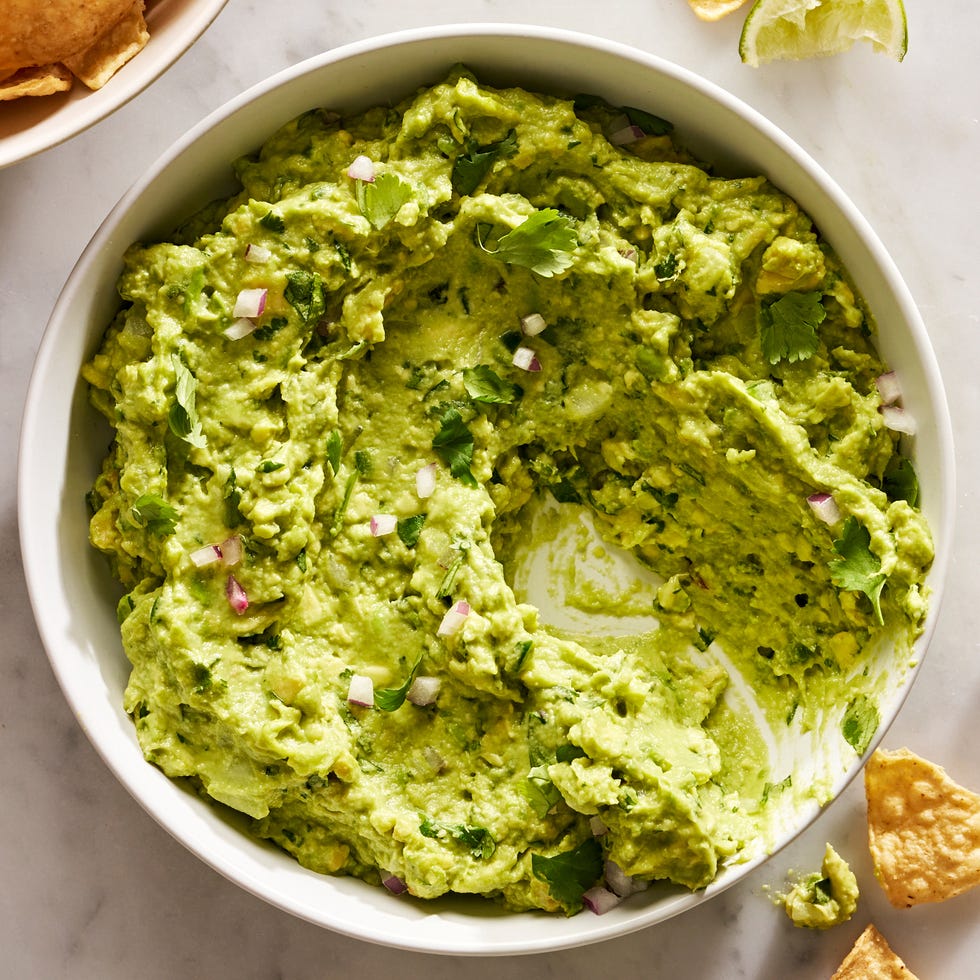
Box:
<box><xmin>83</xmin><ymin>69</ymin><xmax>933</xmax><ymax>914</ymax></box>
<box><xmin>782</xmin><ymin>843</ymin><xmax>859</xmax><ymax>928</ymax></box>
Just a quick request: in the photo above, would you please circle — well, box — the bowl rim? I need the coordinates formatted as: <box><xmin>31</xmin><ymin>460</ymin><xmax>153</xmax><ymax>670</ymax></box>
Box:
<box><xmin>18</xmin><ymin>22</ymin><xmax>956</xmax><ymax>955</ymax></box>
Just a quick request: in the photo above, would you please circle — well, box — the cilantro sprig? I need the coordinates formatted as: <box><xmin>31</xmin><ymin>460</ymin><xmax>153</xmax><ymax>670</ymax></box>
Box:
<box><xmin>531</xmin><ymin>837</ymin><xmax>604</xmax><ymax>910</ymax></box>
<box><xmin>375</xmin><ymin>658</ymin><xmax>423</xmax><ymax>711</ymax></box>
<box><xmin>432</xmin><ymin>407</ymin><xmax>477</xmax><ymax>488</ymax></box>
<box><xmin>357</xmin><ymin>172</ymin><xmax>413</xmax><ymax>230</ymax></box>
<box><xmin>168</xmin><ymin>355</ymin><xmax>206</xmax><ymax>448</ymax></box>
<box><xmin>828</xmin><ymin>516</ymin><xmax>887</xmax><ymax>624</ymax></box>
<box><xmin>759</xmin><ymin>291</ymin><xmax>826</xmax><ymax>365</ymax></box>
<box><xmin>479</xmin><ymin>209</ymin><xmax>577</xmax><ymax>278</ymax></box>
<box><xmin>451</xmin><ymin>129</ymin><xmax>518</xmax><ymax>196</ymax></box>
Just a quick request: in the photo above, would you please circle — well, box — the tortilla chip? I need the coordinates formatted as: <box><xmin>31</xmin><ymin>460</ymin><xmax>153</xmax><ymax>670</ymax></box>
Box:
<box><xmin>865</xmin><ymin>747</ymin><xmax>980</xmax><ymax>907</ymax></box>
<box><xmin>0</xmin><ymin>63</ymin><xmax>73</xmax><ymax>101</ymax></box>
<box><xmin>831</xmin><ymin>924</ymin><xmax>918</xmax><ymax>980</ymax></box>
<box><xmin>686</xmin><ymin>0</ymin><xmax>751</xmax><ymax>22</ymax></box>
<box><xmin>0</xmin><ymin>0</ymin><xmax>138</xmax><ymax>75</ymax></box>
<box><xmin>63</xmin><ymin>2</ymin><xmax>148</xmax><ymax>91</ymax></box>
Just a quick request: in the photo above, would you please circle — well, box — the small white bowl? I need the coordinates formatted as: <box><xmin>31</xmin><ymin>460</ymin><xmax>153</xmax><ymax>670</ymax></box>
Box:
<box><xmin>18</xmin><ymin>24</ymin><xmax>954</xmax><ymax>955</ymax></box>
<box><xmin>0</xmin><ymin>0</ymin><xmax>229</xmax><ymax>170</ymax></box>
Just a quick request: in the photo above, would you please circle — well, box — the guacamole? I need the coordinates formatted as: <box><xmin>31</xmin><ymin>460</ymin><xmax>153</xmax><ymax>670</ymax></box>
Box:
<box><xmin>782</xmin><ymin>843</ymin><xmax>859</xmax><ymax>928</ymax></box>
<box><xmin>83</xmin><ymin>70</ymin><xmax>933</xmax><ymax>914</ymax></box>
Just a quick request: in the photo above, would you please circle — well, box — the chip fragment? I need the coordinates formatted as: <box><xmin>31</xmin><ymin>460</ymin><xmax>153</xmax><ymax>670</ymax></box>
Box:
<box><xmin>0</xmin><ymin>63</ymin><xmax>73</xmax><ymax>101</ymax></box>
<box><xmin>686</xmin><ymin>0</ymin><xmax>751</xmax><ymax>22</ymax></box>
<box><xmin>63</xmin><ymin>1</ymin><xmax>149</xmax><ymax>91</ymax></box>
<box><xmin>831</xmin><ymin>924</ymin><xmax>918</xmax><ymax>979</ymax></box>
<box><xmin>865</xmin><ymin>746</ymin><xmax>980</xmax><ymax>907</ymax></box>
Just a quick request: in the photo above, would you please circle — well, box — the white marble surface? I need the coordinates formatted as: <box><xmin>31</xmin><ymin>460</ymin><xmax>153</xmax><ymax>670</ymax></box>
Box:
<box><xmin>2</xmin><ymin>1</ymin><xmax>978</xmax><ymax>976</ymax></box>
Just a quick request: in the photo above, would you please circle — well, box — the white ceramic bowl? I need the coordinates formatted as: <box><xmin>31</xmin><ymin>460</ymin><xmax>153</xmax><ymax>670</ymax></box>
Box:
<box><xmin>19</xmin><ymin>25</ymin><xmax>954</xmax><ymax>955</ymax></box>
<box><xmin>0</xmin><ymin>0</ymin><xmax>229</xmax><ymax>170</ymax></box>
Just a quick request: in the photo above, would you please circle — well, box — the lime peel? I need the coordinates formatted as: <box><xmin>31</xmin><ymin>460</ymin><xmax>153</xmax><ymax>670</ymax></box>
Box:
<box><xmin>739</xmin><ymin>0</ymin><xmax>909</xmax><ymax>67</ymax></box>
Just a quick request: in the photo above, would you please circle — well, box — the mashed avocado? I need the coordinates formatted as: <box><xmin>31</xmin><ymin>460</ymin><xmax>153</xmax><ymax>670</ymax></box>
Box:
<box><xmin>782</xmin><ymin>843</ymin><xmax>859</xmax><ymax>928</ymax></box>
<box><xmin>83</xmin><ymin>70</ymin><xmax>933</xmax><ymax>914</ymax></box>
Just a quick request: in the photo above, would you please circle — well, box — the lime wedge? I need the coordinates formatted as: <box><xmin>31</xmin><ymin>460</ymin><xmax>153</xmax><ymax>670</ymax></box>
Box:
<box><xmin>739</xmin><ymin>0</ymin><xmax>908</xmax><ymax>66</ymax></box>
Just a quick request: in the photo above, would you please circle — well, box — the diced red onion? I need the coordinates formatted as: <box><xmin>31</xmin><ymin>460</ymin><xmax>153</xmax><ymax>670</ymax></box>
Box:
<box><xmin>512</xmin><ymin>346</ymin><xmax>541</xmax><ymax>372</ymax></box>
<box><xmin>589</xmin><ymin>815</ymin><xmax>608</xmax><ymax>837</ymax></box>
<box><xmin>604</xmin><ymin>860</ymin><xmax>638</xmax><ymax>898</ymax></box>
<box><xmin>406</xmin><ymin>675</ymin><xmax>441</xmax><ymax>706</ymax></box>
<box><xmin>807</xmin><ymin>492</ymin><xmax>841</xmax><ymax>525</ymax></box>
<box><xmin>382</xmin><ymin>873</ymin><xmax>408</xmax><ymax>895</ymax></box>
<box><xmin>233</xmin><ymin>287</ymin><xmax>267</xmax><ymax>319</ymax></box>
<box><xmin>416</xmin><ymin>462</ymin><xmax>437</xmax><ymax>499</ymax></box>
<box><xmin>881</xmin><ymin>404</ymin><xmax>917</xmax><ymax>435</ymax></box>
<box><xmin>189</xmin><ymin>544</ymin><xmax>223</xmax><ymax>567</ymax></box>
<box><xmin>582</xmin><ymin>885</ymin><xmax>623</xmax><ymax>915</ymax></box>
<box><xmin>347</xmin><ymin>154</ymin><xmax>376</xmax><ymax>182</ymax></box>
<box><xmin>370</xmin><ymin>514</ymin><xmax>398</xmax><ymax>537</ymax></box>
<box><xmin>225</xmin><ymin>574</ymin><xmax>248</xmax><ymax>615</ymax></box>
<box><xmin>347</xmin><ymin>674</ymin><xmax>374</xmax><ymax>707</ymax></box>
<box><xmin>609</xmin><ymin>124</ymin><xmax>645</xmax><ymax>146</ymax></box>
<box><xmin>437</xmin><ymin>600</ymin><xmax>470</xmax><ymax>637</ymax></box>
<box><xmin>244</xmin><ymin>243</ymin><xmax>272</xmax><ymax>264</ymax></box>
<box><xmin>220</xmin><ymin>534</ymin><xmax>243</xmax><ymax>567</ymax></box>
<box><xmin>520</xmin><ymin>312</ymin><xmax>547</xmax><ymax>336</ymax></box>
<box><xmin>224</xmin><ymin>317</ymin><xmax>258</xmax><ymax>340</ymax></box>
<box><xmin>875</xmin><ymin>371</ymin><xmax>902</xmax><ymax>406</ymax></box>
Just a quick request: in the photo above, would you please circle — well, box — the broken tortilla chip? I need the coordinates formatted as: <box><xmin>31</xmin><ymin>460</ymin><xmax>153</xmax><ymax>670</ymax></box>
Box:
<box><xmin>831</xmin><ymin>924</ymin><xmax>918</xmax><ymax>980</ymax></box>
<box><xmin>0</xmin><ymin>63</ymin><xmax>73</xmax><ymax>102</ymax></box>
<box><xmin>63</xmin><ymin>1</ymin><xmax>149</xmax><ymax>91</ymax></box>
<box><xmin>686</xmin><ymin>0</ymin><xmax>751</xmax><ymax>22</ymax></box>
<box><xmin>865</xmin><ymin>747</ymin><xmax>980</xmax><ymax>908</ymax></box>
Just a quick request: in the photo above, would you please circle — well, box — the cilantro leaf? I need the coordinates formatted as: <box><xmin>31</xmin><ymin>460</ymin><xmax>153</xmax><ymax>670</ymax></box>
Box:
<box><xmin>419</xmin><ymin>816</ymin><xmax>496</xmax><ymax>859</ymax></box>
<box><xmin>531</xmin><ymin>837</ymin><xmax>604</xmax><ymax>910</ymax></box>
<box><xmin>168</xmin><ymin>355</ymin><xmax>206</xmax><ymax>448</ymax></box>
<box><xmin>482</xmin><ymin>209</ymin><xmax>577</xmax><ymax>278</ymax></box>
<box><xmin>522</xmin><ymin>767</ymin><xmax>563</xmax><ymax>819</ymax></box>
<box><xmin>883</xmin><ymin>456</ymin><xmax>919</xmax><ymax>506</ymax></box>
<box><xmin>432</xmin><ymin>408</ymin><xmax>477</xmax><ymax>488</ymax></box>
<box><xmin>841</xmin><ymin>693</ymin><xmax>879</xmax><ymax>754</ymax></box>
<box><xmin>360</xmin><ymin>173</ymin><xmax>413</xmax><ymax>230</ymax></box>
<box><xmin>462</xmin><ymin>364</ymin><xmax>522</xmax><ymax>404</ymax></box>
<box><xmin>759</xmin><ymin>291</ymin><xmax>826</xmax><ymax>365</ymax></box>
<box><xmin>451</xmin><ymin>129</ymin><xmax>518</xmax><ymax>196</ymax></box>
<box><xmin>829</xmin><ymin>516</ymin><xmax>887</xmax><ymax>624</ymax></box>
<box><xmin>396</xmin><ymin>513</ymin><xmax>427</xmax><ymax>548</ymax></box>
<box><xmin>131</xmin><ymin>493</ymin><xmax>179</xmax><ymax>536</ymax></box>
<box><xmin>375</xmin><ymin>658</ymin><xmax>422</xmax><ymax>712</ymax></box>
<box><xmin>284</xmin><ymin>270</ymin><xmax>326</xmax><ymax>325</ymax></box>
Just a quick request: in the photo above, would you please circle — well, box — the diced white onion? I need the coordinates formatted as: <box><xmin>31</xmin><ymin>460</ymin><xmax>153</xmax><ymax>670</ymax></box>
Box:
<box><xmin>370</xmin><ymin>514</ymin><xmax>398</xmax><ymax>537</ymax></box>
<box><xmin>223</xmin><ymin>317</ymin><xmax>258</xmax><ymax>340</ymax></box>
<box><xmin>244</xmin><ymin>243</ymin><xmax>272</xmax><ymax>264</ymax></box>
<box><xmin>881</xmin><ymin>404</ymin><xmax>917</xmax><ymax>435</ymax></box>
<box><xmin>520</xmin><ymin>312</ymin><xmax>547</xmax><ymax>336</ymax></box>
<box><xmin>437</xmin><ymin>600</ymin><xmax>470</xmax><ymax>637</ymax></box>
<box><xmin>609</xmin><ymin>124</ymin><xmax>644</xmax><ymax>146</ymax></box>
<box><xmin>875</xmin><ymin>371</ymin><xmax>902</xmax><ymax>406</ymax></box>
<box><xmin>233</xmin><ymin>287</ymin><xmax>267</xmax><ymax>319</ymax></box>
<box><xmin>219</xmin><ymin>534</ymin><xmax>243</xmax><ymax>567</ymax></box>
<box><xmin>406</xmin><ymin>675</ymin><xmax>442</xmax><ymax>706</ymax></box>
<box><xmin>604</xmin><ymin>860</ymin><xmax>638</xmax><ymax>898</ymax></box>
<box><xmin>347</xmin><ymin>154</ymin><xmax>376</xmax><ymax>182</ymax></box>
<box><xmin>582</xmin><ymin>885</ymin><xmax>622</xmax><ymax>915</ymax></box>
<box><xmin>589</xmin><ymin>815</ymin><xmax>609</xmax><ymax>837</ymax></box>
<box><xmin>416</xmin><ymin>462</ymin><xmax>437</xmax><ymax>499</ymax></box>
<box><xmin>807</xmin><ymin>492</ymin><xmax>841</xmax><ymax>525</ymax></box>
<box><xmin>347</xmin><ymin>674</ymin><xmax>374</xmax><ymax>707</ymax></box>
<box><xmin>189</xmin><ymin>544</ymin><xmax>222</xmax><ymax>567</ymax></box>
<box><xmin>512</xmin><ymin>346</ymin><xmax>541</xmax><ymax>372</ymax></box>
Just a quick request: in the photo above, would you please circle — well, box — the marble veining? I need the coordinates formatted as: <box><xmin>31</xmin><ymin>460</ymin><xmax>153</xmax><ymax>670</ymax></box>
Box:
<box><xmin>3</xmin><ymin>1</ymin><xmax>979</xmax><ymax>976</ymax></box>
